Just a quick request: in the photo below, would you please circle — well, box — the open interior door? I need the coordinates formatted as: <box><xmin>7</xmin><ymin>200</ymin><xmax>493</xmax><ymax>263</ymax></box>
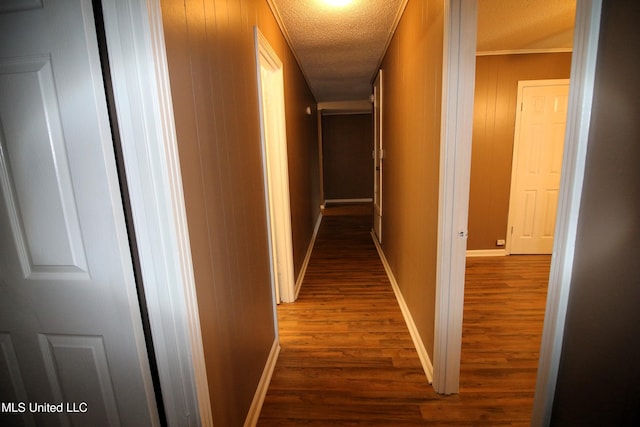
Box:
<box><xmin>373</xmin><ymin>70</ymin><xmax>383</xmax><ymax>242</ymax></box>
<box><xmin>0</xmin><ymin>2</ymin><xmax>159</xmax><ymax>425</ymax></box>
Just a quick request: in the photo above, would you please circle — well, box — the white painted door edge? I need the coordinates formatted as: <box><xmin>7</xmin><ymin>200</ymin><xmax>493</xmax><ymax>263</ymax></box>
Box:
<box><xmin>433</xmin><ymin>0</ymin><xmax>477</xmax><ymax>395</ymax></box>
<box><xmin>102</xmin><ymin>1</ymin><xmax>212</xmax><ymax>425</ymax></box>
<box><xmin>531</xmin><ymin>1</ymin><xmax>602</xmax><ymax>425</ymax></box>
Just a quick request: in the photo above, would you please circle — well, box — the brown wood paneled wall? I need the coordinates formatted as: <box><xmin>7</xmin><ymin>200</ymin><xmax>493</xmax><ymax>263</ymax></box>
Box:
<box><xmin>322</xmin><ymin>113</ymin><xmax>374</xmax><ymax>201</ymax></box>
<box><xmin>282</xmin><ymin>52</ymin><xmax>320</xmax><ymax>279</ymax></box>
<box><xmin>379</xmin><ymin>0</ymin><xmax>444</xmax><ymax>359</ymax></box>
<box><xmin>159</xmin><ymin>0</ymin><xmax>318</xmax><ymax>424</ymax></box>
<box><xmin>468</xmin><ymin>53</ymin><xmax>572</xmax><ymax>250</ymax></box>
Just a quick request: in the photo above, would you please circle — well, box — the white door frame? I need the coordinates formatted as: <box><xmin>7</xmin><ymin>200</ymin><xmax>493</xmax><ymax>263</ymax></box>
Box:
<box><xmin>531</xmin><ymin>1</ymin><xmax>602</xmax><ymax>424</ymax></box>
<box><xmin>255</xmin><ymin>27</ymin><xmax>296</xmax><ymax>304</ymax></box>
<box><xmin>506</xmin><ymin>79</ymin><xmax>570</xmax><ymax>255</ymax></box>
<box><xmin>100</xmin><ymin>0</ymin><xmax>212</xmax><ymax>425</ymax></box>
<box><xmin>435</xmin><ymin>1</ymin><xmax>603</xmax><ymax>423</ymax></box>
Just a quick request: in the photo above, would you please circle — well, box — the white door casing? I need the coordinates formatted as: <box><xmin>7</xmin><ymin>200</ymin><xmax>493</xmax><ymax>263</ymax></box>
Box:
<box><xmin>433</xmin><ymin>0</ymin><xmax>477</xmax><ymax>395</ymax></box>
<box><xmin>255</xmin><ymin>27</ymin><xmax>296</xmax><ymax>305</ymax></box>
<box><xmin>373</xmin><ymin>70</ymin><xmax>383</xmax><ymax>243</ymax></box>
<box><xmin>0</xmin><ymin>1</ymin><xmax>159</xmax><ymax>425</ymax></box>
<box><xmin>99</xmin><ymin>0</ymin><xmax>211</xmax><ymax>424</ymax></box>
<box><xmin>507</xmin><ymin>80</ymin><xmax>570</xmax><ymax>254</ymax></box>
<box><xmin>532</xmin><ymin>2</ymin><xmax>602</xmax><ymax>424</ymax></box>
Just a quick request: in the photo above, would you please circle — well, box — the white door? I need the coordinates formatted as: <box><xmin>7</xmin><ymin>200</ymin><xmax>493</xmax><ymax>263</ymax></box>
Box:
<box><xmin>507</xmin><ymin>80</ymin><xmax>569</xmax><ymax>254</ymax></box>
<box><xmin>373</xmin><ymin>70</ymin><xmax>383</xmax><ymax>242</ymax></box>
<box><xmin>0</xmin><ymin>2</ymin><xmax>159</xmax><ymax>426</ymax></box>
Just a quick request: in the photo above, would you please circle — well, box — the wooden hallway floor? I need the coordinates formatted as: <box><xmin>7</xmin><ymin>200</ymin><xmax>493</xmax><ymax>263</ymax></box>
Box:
<box><xmin>257</xmin><ymin>211</ymin><xmax>550</xmax><ymax>426</ymax></box>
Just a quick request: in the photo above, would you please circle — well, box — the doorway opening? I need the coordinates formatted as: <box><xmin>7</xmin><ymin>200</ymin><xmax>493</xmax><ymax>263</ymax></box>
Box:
<box><xmin>435</xmin><ymin>2</ymin><xmax>602</xmax><ymax>425</ymax></box>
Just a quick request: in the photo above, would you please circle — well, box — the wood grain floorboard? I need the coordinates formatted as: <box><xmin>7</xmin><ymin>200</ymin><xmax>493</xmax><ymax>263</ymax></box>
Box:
<box><xmin>257</xmin><ymin>210</ymin><xmax>550</xmax><ymax>426</ymax></box>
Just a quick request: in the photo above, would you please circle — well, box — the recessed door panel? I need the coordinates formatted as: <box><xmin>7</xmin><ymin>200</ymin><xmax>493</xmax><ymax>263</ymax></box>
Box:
<box><xmin>0</xmin><ymin>333</ymin><xmax>35</xmax><ymax>427</ymax></box>
<box><xmin>542</xmin><ymin>190</ymin><xmax>559</xmax><ymax>237</ymax></box>
<box><xmin>0</xmin><ymin>57</ymin><xmax>88</xmax><ymax>280</ymax></box>
<box><xmin>38</xmin><ymin>334</ymin><xmax>119</xmax><ymax>426</ymax></box>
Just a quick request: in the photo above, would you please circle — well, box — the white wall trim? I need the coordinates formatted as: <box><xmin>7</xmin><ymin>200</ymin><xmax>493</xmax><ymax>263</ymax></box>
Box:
<box><xmin>433</xmin><ymin>0</ymin><xmax>477</xmax><ymax>395</ymax></box>
<box><xmin>531</xmin><ymin>1</ymin><xmax>602</xmax><ymax>425</ymax></box>
<box><xmin>317</xmin><ymin>100</ymin><xmax>372</xmax><ymax>114</ymax></box>
<box><xmin>466</xmin><ymin>249</ymin><xmax>507</xmax><ymax>257</ymax></box>
<box><xmin>324</xmin><ymin>198</ymin><xmax>373</xmax><ymax>205</ymax></box>
<box><xmin>255</xmin><ymin>27</ymin><xmax>297</xmax><ymax>304</ymax></box>
<box><xmin>101</xmin><ymin>0</ymin><xmax>211</xmax><ymax>425</ymax></box>
<box><xmin>476</xmin><ymin>47</ymin><xmax>573</xmax><ymax>57</ymax></box>
<box><xmin>243</xmin><ymin>339</ymin><xmax>280</xmax><ymax>427</ymax></box>
<box><xmin>372</xmin><ymin>233</ymin><xmax>433</xmax><ymax>383</ymax></box>
<box><xmin>294</xmin><ymin>213</ymin><xmax>322</xmax><ymax>300</ymax></box>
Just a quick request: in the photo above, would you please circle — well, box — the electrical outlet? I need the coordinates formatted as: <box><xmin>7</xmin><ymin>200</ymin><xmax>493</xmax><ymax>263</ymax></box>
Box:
<box><xmin>496</xmin><ymin>239</ymin><xmax>506</xmax><ymax>246</ymax></box>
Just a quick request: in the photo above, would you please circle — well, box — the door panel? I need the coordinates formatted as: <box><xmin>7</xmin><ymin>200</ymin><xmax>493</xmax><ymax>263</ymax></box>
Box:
<box><xmin>0</xmin><ymin>333</ymin><xmax>33</xmax><ymax>426</ymax></box>
<box><xmin>38</xmin><ymin>334</ymin><xmax>119</xmax><ymax>425</ymax></box>
<box><xmin>0</xmin><ymin>1</ymin><xmax>158</xmax><ymax>426</ymax></box>
<box><xmin>508</xmin><ymin>80</ymin><xmax>569</xmax><ymax>254</ymax></box>
<box><xmin>0</xmin><ymin>56</ymin><xmax>89</xmax><ymax>280</ymax></box>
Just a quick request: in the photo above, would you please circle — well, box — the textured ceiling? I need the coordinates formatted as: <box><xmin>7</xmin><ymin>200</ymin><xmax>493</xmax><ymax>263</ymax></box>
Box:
<box><xmin>268</xmin><ymin>0</ymin><xmax>407</xmax><ymax>103</ymax></box>
<box><xmin>268</xmin><ymin>0</ymin><xmax>576</xmax><ymax>104</ymax></box>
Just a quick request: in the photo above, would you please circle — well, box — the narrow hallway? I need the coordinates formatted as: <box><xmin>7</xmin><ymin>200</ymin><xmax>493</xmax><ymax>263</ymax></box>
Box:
<box><xmin>257</xmin><ymin>206</ymin><xmax>550</xmax><ymax>426</ymax></box>
<box><xmin>257</xmin><ymin>207</ymin><xmax>434</xmax><ymax>425</ymax></box>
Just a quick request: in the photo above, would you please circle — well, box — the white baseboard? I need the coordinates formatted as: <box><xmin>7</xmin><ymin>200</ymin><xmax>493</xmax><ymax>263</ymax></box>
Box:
<box><xmin>476</xmin><ymin>47</ymin><xmax>573</xmax><ymax>57</ymax></box>
<box><xmin>243</xmin><ymin>339</ymin><xmax>280</xmax><ymax>427</ymax></box>
<box><xmin>466</xmin><ymin>249</ymin><xmax>507</xmax><ymax>257</ymax></box>
<box><xmin>371</xmin><ymin>232</ymin><xmax>434</xmax><ymax>384</ymax></box>
<box><xmin>295</xmin><ymin>213</ymin><xmax>322</xmax><ymax>300</ymax></box>
<box><xmin>324</xmin><ymin>198</ymin><xmax>373</xmax><ymax>205</ymax></box>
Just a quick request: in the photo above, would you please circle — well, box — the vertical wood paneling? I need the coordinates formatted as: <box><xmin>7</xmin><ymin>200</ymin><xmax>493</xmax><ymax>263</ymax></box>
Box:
<box><xmin>322</xmin><ymin>114</ymin><xmax>374</xmax><ymax>200</ymax></box>
<box><xmin>379</xmin><ymin>0</ymin><xmax>444</xmax><ymax>359</ymax></box>
<box><xmin>280</xmin><ymin>39</ymin><xmax>320</xmax><ymax>278</ymax></box>
<box><xmin>468</xmin><ymin>53</ymin><xmax>572</xmax><ymax>250</ymax></box>
<box><xmin>160</xmin><ymin>0</ymin><xmax>318</xmax><ymax>424</ymax></box>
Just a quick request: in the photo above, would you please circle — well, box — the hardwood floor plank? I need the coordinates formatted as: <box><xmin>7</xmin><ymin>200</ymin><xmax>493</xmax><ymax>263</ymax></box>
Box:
<box><xmin>257</xmin><ymin>211</ymin><xmax>549</xmax><ymax>426</ymax></box>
